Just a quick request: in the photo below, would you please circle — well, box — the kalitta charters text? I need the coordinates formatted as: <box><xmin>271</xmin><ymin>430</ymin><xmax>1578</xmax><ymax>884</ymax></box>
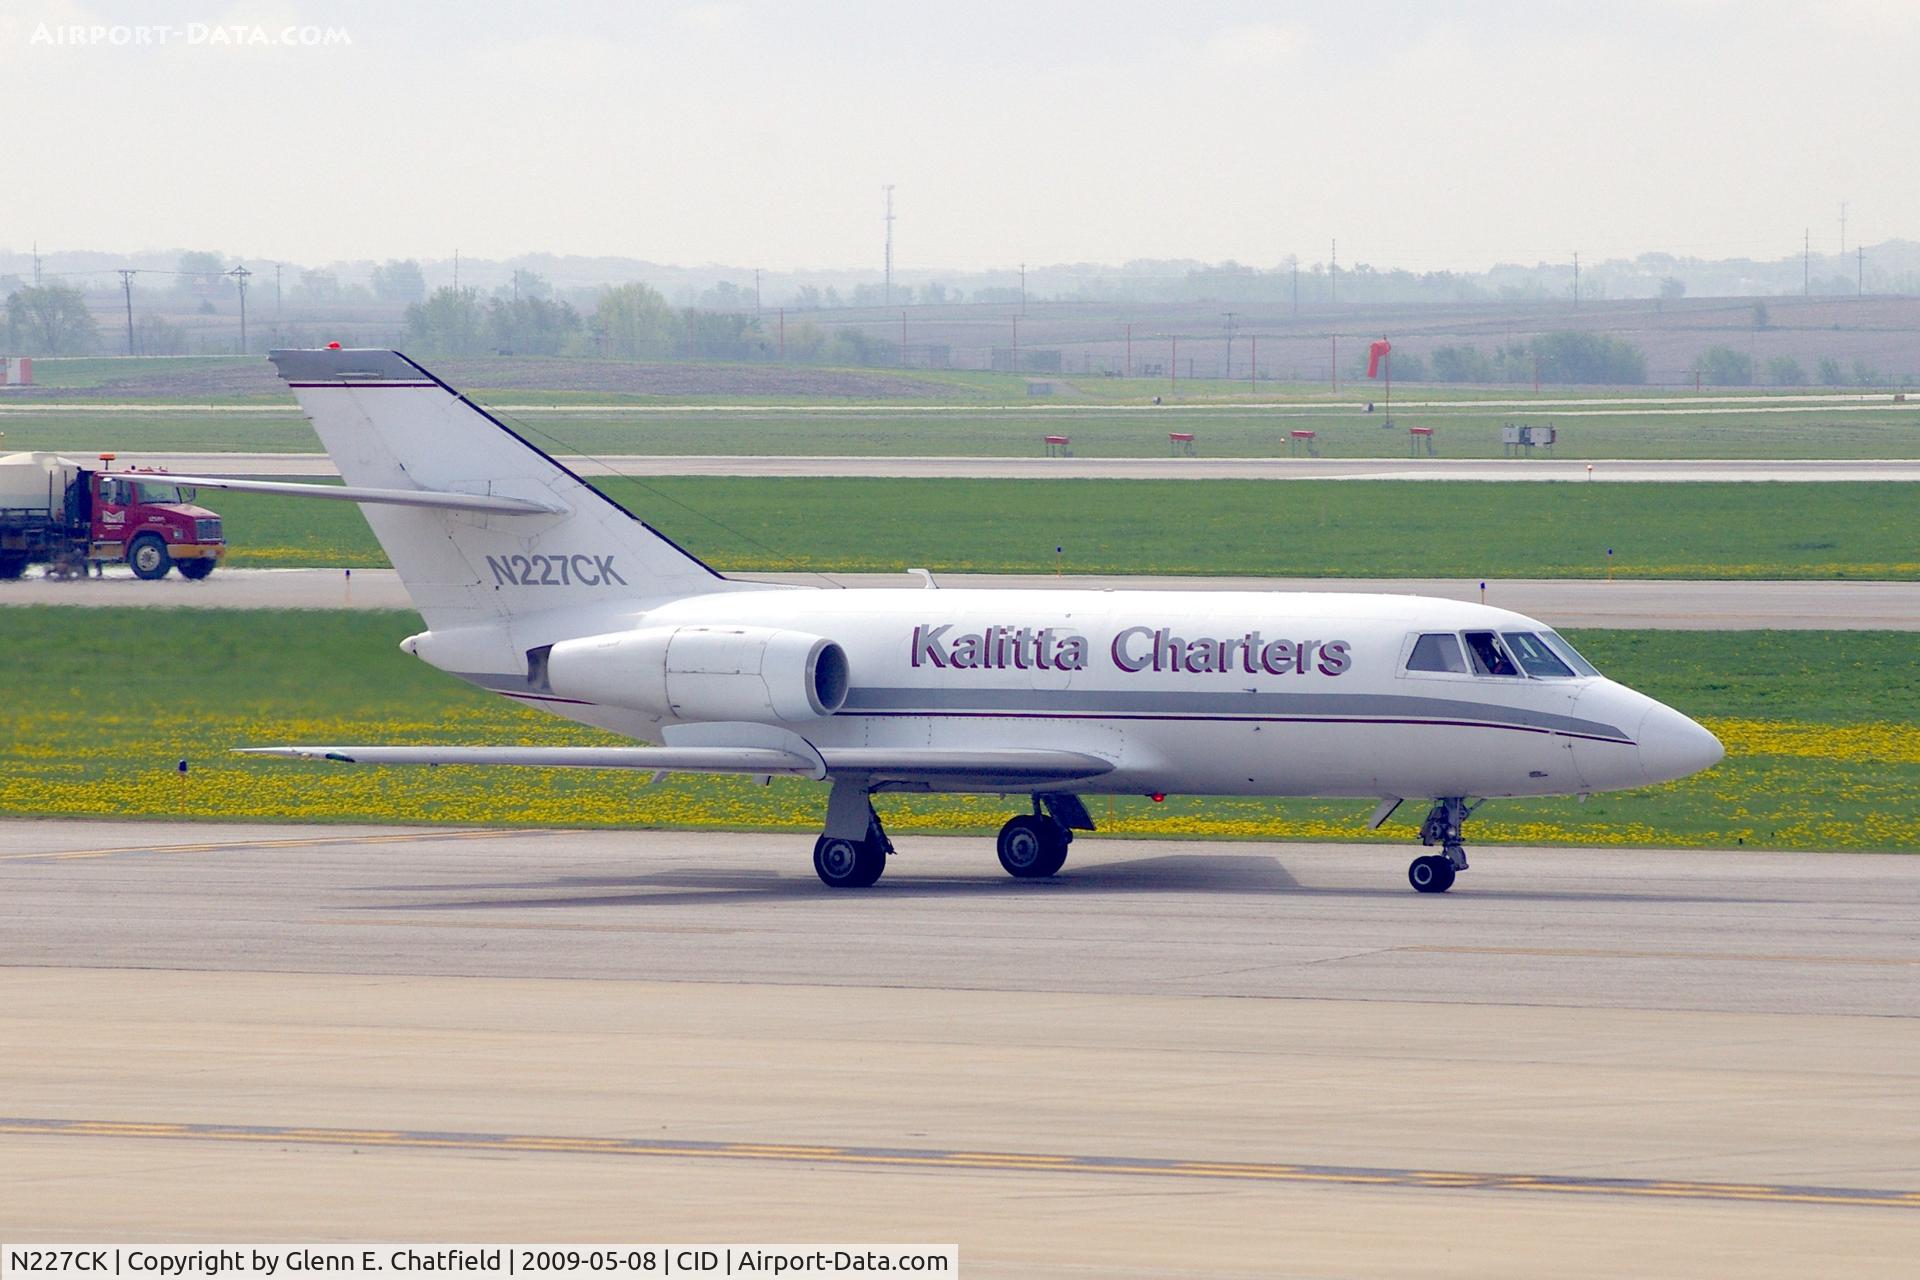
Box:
<box><xmin>911</xmin><ymin>623</ymin><xmax>1352</xmax><ymax>677</ymax></box>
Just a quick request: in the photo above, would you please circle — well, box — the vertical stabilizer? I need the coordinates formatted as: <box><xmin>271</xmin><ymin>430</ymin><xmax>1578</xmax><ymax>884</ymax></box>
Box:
<box><xmin>270</xmin><ymin>348</ymin><xmax>734</xmax><ymax>627</ymax></box>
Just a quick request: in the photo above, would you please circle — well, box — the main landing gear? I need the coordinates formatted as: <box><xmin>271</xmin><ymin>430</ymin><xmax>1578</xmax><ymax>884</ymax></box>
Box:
<box><xmin>1409</xmin><ymin>797</ymin><xmax>1474</xmax><ymax>894</ymax></box>
<box><xmin>810</xmin><ymin>784</ymin><xmax>1094</xmax><ymax>888</ymax></box>
<box><xmin>813</xmin><ymin>805</ymin><xmax>893</xmax><ymax>888</ymax></box>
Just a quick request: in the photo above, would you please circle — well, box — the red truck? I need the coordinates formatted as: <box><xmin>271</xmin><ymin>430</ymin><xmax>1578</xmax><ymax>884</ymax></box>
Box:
<box><xmin>0</xmin><ymin>451</ymin><xmax>227</xmax><ymax>581</ymax></box>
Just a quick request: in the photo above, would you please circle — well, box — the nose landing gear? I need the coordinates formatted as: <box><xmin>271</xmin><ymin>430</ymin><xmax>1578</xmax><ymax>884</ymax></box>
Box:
<box><xmin>1410</xmin><ymin>797</ymin><xmax>1475</xmax><ymax>894</ymax></box>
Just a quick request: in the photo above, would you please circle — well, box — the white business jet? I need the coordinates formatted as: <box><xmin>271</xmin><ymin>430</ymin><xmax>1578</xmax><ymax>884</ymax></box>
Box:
<box><xmin>178</xmin><ymin>348</ymin><xmax>1723</xmax><ymax>893</ymax></box>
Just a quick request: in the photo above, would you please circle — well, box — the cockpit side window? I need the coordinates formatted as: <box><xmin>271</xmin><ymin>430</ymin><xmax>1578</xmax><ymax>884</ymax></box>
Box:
<box><xmin>1462</xmin><ymin>630</ymin><xmax>1522</xmax><ymax>677</ymax></box>
<box><xmin>1406</xmin><ymin>632</ymin><xmax>1468</xmax><ymax>673</ymax></box>
<box><xmin>1501</xmin><ymin>631</ymin><xmax>1576</xmax><ymax>678</ymax></box>
<box><xmin>1542</xmin><ymin>632</ymin><xmax>1601</xmax><ymax>677</ymax></box>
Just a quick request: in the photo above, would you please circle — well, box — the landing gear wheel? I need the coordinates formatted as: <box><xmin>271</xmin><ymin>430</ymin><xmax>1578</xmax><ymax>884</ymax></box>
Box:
<box><xmin>177</xmin><ymin>558</ymin><xmax>216</xmax><ymax>580</ymax></box>
<box><xmin>997</xmin><ymin>814</ymin><xmax>1069</xmax><ymax>879</ymax></box>
<box><xmin>1408</xmin><ymin>855</ymin><xmax>1456</xmax><ymax>894</ymax></box>
<box><xmin>128</xmin><ymin>534</ymin><xmax>172</xmax><ymax>580</ymax></box>
<box><xmin>814</xmin><ymin>834</ymin><xmax>885</xmax><ymax>888</ymax></box>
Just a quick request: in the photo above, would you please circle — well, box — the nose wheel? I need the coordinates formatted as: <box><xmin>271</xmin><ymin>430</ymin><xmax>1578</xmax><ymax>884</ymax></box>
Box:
<box><xmin>1409</xmin><ymin>797</ymin><xmax>1475</xmax><ymax>894</ymax></box>
<box><xmin>1408</xmin><ymin>854</ymin><xmax>1456</xmax><ymax>893</ymax></box>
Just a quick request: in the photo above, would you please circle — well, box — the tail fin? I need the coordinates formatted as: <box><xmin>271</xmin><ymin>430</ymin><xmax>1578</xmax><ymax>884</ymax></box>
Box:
<box><xmin>270</xmin><ymin>348</ymin><xmax>730</xmax><ymax>627</ymax></box>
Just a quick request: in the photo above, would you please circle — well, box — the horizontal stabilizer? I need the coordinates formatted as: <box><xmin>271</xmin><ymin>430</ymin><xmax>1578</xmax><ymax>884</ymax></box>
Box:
<box><xmin>238</xmin><ymin>745</ymin><xmax>1115</xmax><ymax>789</ymax></box>
<box><xmin>155</xmin><ymin>475</ymin><xmax>567</xmax><ymax>516</ymax></box>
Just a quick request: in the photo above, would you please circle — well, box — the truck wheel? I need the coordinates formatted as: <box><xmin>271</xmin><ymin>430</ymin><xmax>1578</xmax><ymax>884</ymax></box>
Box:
<box><xmin>177</xmin><ymin>559</ymin><xmax>216</xmax><ymax>581</ymax></box>
<box><xmin>128</xmin><ymin>534</ymin><xmax>173</xmax><ymax>580</ymax></box>
<box><xmin>0</xmin><ymin>553</ymin><xmax>27</xmax><ymax>580</ymax></box>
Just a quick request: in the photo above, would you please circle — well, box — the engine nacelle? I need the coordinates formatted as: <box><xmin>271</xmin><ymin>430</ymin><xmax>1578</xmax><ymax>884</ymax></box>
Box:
<box><xmin>543</xmin><ymin>625</ymin><xmax>850</xmax><ymax>723</ymax></box>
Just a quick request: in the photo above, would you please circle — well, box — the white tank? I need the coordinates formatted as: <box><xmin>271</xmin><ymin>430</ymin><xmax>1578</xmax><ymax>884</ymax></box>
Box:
<box><xmin>0</xmin><ymin>452</ymin><xmax>85</xmax><ymax>519</ymax></box>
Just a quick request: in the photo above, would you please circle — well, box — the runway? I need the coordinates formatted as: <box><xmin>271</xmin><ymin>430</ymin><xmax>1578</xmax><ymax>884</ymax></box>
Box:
<box><xmin>8</xmin><ymin>565</ymin><xmax>1917</xmax><ymax>628</ymax></box>
<box><xmin>104</xmin><ymin>451</ymin><xmax>1920</xmax><ymax>481</ymax></box>
<box><xmin>3</xmin><ymin>819</ymin><xmax>1918</xmax><ymax>1275</ymax></box>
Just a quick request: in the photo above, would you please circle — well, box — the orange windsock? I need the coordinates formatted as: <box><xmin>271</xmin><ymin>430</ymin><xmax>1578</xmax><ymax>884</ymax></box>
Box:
<box><xmin>1367</xmin><ymin>338</ymin><xmax>1391</xmax><ymax>378</ymax></box>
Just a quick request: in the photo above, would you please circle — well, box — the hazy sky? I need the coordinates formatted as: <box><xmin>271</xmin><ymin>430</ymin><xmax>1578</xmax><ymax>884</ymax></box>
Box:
<box><xmin>3</xmin><ymin>1</ymin><xmax>1914</xmax><ymax>272</ymax></box>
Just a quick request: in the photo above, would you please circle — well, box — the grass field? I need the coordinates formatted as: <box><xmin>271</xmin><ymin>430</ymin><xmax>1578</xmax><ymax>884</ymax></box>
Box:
<box><xmin>6</xmin><ymin>401</ymin><xmax>1920</xmax><ymax>459</ymax></box>
<box><xmin>2</xmin><ymin>607</ymin><xmax>1914</xmax><ymax>852</ymax></box>
<box><xmin>204</xmin><ymin>478</ymin><xmax>1919</xmax><ymax>579</ymax></box>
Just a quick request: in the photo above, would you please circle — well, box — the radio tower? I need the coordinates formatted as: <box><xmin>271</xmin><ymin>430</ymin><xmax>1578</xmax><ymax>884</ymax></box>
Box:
<box><xmin>883</xmin><ymin>184</ymin><xmax>896</xmax><ymax>306</ymax></box>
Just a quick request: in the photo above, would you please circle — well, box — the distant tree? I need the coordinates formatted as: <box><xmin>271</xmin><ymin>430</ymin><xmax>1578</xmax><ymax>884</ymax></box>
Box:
<box><xmin>1764</xmin><ymin>356</ymin><xmax>1806</xmax><ymax>386</ymax></box>
<box><xmin>791</xmin><ymin>285</ymin><xmax>824</xmax><ymax>310</ymax></box>
<box><xmin>826</xmin><ymin>326</ymin><xmax>887</xmax><ymax>366</ymax></box>
<box><xmin>593</xmin><ymin>282</ymin><xmax>680</xmax><ymax>359</ymax></box>
<box><xmin>1659</xmin><ymin>277</ymin><xmax>1686</xmax><ymax>299</ymax></box>
<box><xmin>1694</xmin><ymin>345</ymin><xmax>1754</xmax><ymax>386</ymax></box>
<box><xmin>6</xmin><ymin>283</ymin><xmax>99</xmax><ymax>354</ymax></box>
<box><xmin>404</xmin><ymin>286</ymin><xmax>485</xmax><ymax>356</ymax></box>
<box><xmin>849</xmin><ymin>283</ymin><xmax>891</xmax><ymax>307</ymax></box>
<box><xmin>370</xmin><ymin>259</ymin><xmax>427</xmax><ymax>305</ymax></box>
<box><xmin>1530</xmin><ymin>331</ymin><xmax>1647</xmax><ymax>384</ymax></box>
<box><xmin>1430</xmin><ymin>345</ymin><xmax>1494</xmax><ymax>382</ymax></box>
<box><xmin>174</xmin><ymin>251</ymin><xmax>228</xmax><ymax>297</ymax></box>
<box><xmin>493</xmin><ymin>269</ymin><xmax>553</xmax><ymax>303</ymax></box>
<box><xmin>784</xmin><ymin>321</ymin><xmax>827</xmax><ymax>362</ymax></box>
<box><xmin>1751</xmin><ymin>301</ymin><xmax>1771</xmax><ymax>330</ymax></box>
<box><xmin>1851</xmin><ymin>359</ymin><xmax>1881</xmax><ymax>387</ymax></box>
<box><xmin>696</xmin><ymin>280</ymin><xmax>755</xmax><ymax>312</ymax></box>
<box><xmin>682</xmin><ymin>308</ymin><xmax>765</xmax><ymax>359</ymax></box>
<box><xmin>919</xmin><ymin>282</ymin><xmax>954</xmax><ymax>305</ymax></box>
<box><xmin>1817</xmin><ymin>356</ymin><xmax>1845</xmax><ymax>385</ymax></box>
<box><xmin>486</xmin><ymin>295</ymin><xmax>580</xmax><ymax>356</ymax></box>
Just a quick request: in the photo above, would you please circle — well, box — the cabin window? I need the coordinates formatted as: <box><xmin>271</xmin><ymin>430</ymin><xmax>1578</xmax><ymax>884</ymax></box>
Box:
<box><xmin>1501</xmin><ymin>631</ymin><xmax>1576</xmax><ymax>678</ymax></box>
<box><xmin>1406</xmin><ymin>632</ymin><xmax>1467</xmax><ymax>673</ymax></box>
<box><xmin>1462</xmin><ymin>631</ymin><xmax>1522</xmax><ymax>677</ymax></box>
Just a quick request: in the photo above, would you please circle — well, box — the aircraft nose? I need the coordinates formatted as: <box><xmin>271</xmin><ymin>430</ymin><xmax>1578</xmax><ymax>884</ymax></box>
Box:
<box><xmin>1637</xmin><ymin>703</ymin><xmax>1724</xmax><ymax>784</ymax></box>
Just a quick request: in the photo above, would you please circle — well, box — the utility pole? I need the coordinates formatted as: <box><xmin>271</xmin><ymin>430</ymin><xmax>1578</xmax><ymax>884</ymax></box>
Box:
<box><xmin>1222</xmin><ymin>311</ymin><xmax>1236</xmax><ymax>380</ymax></box>
<box><xmin>32</xmin><ymin>241</ymin><xmax>40</xmax><ymax>287</ymax></box>
<box><xmin>1840</xmin><ymin>201</ymin><xmax>1849</xmax><ymax>256</ymax></box>
<box><xmin>229</xmin><ymin>265</ymin><xmax>251</xmax><ymax>353</ymax></box>
<box><xmin>882</xmin><ymin>184</ymin><xmax>895</xmax><ymax>307</ymax></box>
<box><xmin>754</xmin><ymin>268</ymin><xmax>762</xmax><ymax>316</ymax></box>
<box><xmin>1572</xmin><ymin>251</ymin><xmax>1579</xmax><ymax>308</ymax></box>
<box><xmin>118</xmin><ymin>269</ymin><xmax>137</xmax><ymax>355</ymax></box>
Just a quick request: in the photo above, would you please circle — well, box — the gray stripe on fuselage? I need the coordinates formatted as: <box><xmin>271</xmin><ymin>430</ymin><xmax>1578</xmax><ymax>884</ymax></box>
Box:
<box><xmin>842</xmin><ymin>686</ymin><xmax>1631</xmax><ymax>741</ymax></box>
<box><xmin>451</xmin><ymin>670</ymin><xmax>1631</xmax><ymax>743</ymax></box>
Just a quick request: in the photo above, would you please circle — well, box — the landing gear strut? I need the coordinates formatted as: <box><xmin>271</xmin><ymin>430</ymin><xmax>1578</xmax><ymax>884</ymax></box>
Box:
<box><xmin>814</xmin><ymin>780</ymin><xmax>892</xmax><ymax>888</ymax></box>
<box><xmin>997</xmin><ymin>796</ymin><xmax>1082</xmax><ymax>879</ymax></box>
<box><xmin>1410</xmin><ymin>797</ymin><xmax>1474</xmax><ymax>894</ymax></box>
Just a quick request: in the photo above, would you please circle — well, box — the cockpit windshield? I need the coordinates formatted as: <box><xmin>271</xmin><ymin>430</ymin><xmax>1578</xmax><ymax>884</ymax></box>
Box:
<box><xmin>1405</xmin><ymin>629</ymin><xmax>1602</xmax><ymax>679</ymax></box>
<box><xmin>1500</xmin><ymin>631</ymin><xmax>1576</xmax><ymax>678</ymax></box>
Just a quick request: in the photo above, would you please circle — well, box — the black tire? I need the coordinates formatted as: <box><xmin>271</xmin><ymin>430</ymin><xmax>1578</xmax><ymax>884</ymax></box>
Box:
<box><xmin>177</xmin><ymin>558</ymin><xmax>216</xmax><ymax>580</ymax></box>
<box><xmin>128</xmin><ymin>534</ymin><xmax>172</xmax><ymax>580</ymax></box>
<box><xmin>998</xmin><ymin>814</ymin><xmax>1069</xmax><ymax>879</ymax></box>
<box><xmin>814</xmin><ymin>835</ymin><xmax>885</xmax><ymax>888</ymax></box>
<box><xmin>0</xmin><ymin>553</ymin><xmax>27</xmax><ymax>580</ymax></box>
<box><xmin>1409</xmin><ymin>855</ymin><xmax>1456</xmax><ymax>894</ymax></box>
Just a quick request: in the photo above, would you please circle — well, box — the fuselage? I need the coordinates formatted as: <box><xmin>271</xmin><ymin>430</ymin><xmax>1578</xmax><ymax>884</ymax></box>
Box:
<box><xmin>410</xmin><ymin>585</ymin><xmax>1723</xmax><ymax>802</ymax></box>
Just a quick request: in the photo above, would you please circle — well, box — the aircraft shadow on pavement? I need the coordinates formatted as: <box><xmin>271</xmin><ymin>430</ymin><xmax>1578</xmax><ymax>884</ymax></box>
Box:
<box><xmin>361</xmin><ymin>848</ymin><xmax>1750</xmax><ymax>910</ymax></box>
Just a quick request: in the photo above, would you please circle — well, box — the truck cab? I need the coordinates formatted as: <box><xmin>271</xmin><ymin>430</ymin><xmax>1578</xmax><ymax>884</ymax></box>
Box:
<box><xmin>89</xmin><ymin>470</ymin><xmax>227</xmax><ymax>579</ymax></box>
